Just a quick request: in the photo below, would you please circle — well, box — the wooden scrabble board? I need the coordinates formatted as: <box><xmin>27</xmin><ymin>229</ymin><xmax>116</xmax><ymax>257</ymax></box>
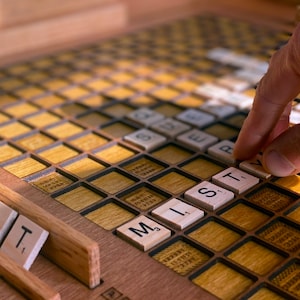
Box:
<box><xmin>1</xmin><ymin>3</ymin><xmax>300</xmax><ymax>299</ymax></box>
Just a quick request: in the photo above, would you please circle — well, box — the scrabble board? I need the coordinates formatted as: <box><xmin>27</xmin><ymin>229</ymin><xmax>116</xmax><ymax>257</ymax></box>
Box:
<box><xmin>1</xmin><ymin>12</ymin><xmax>300</xmax><ymax>300</ymax></box>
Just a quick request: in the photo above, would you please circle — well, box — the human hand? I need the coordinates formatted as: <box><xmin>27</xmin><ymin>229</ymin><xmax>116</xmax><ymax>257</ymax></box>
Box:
<box><xmin>234</xmin><ymin>23</ymin><xmax>300</xmax><ymax>177</ymax></box>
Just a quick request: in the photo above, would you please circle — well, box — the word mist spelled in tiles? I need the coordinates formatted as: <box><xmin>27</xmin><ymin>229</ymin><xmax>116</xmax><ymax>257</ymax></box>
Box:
<box><xmin>0</xmin><ymin>201</ymin><xmax>49</xmax><ymax>270</ymax></box>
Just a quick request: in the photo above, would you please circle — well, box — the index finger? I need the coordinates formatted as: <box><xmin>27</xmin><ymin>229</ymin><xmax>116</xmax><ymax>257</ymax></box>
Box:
<box><xmin>234</xmin><ymin>23</ymin><xmax>300</xmax><ymax>160</ymax></box>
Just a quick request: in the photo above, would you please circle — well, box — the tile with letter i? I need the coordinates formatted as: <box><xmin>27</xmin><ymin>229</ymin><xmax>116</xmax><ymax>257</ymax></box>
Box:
<box><xmin>116</xmin><ymin>215</ymin><xmax>171</xmax><ymax>251</ymax></box>
<box><xmin>0</xmin><ymin>209</ymin><xmax>49</xmax><ymax>270</ymax></box>
<box><xmin>184</xmin><ymin>181</ymin><xmax>234</xmax><ymax>211</ymax></box>
<box><xmin>212</xmin><ymin>167</ymin><xmax>259</xmax><ymax>194</ymax></box>
<box><xmin>151</xmin><ymin>198</ymin><xmax>204</xmax><ymax>230</ymax></box>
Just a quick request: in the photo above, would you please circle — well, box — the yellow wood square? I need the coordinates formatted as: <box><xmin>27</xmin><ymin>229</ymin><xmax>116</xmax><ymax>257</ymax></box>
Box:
<box><xmin>60</xmin><ymin>86</ymin><xmax>90</xmax><ymax>100</ymax></box>
<box><xmin>223</xmin><ymin>114</ymin><xmax>246</xmax><ymax>128</ymax></box>
<box><xmin>85</xmin><ymin>78</ymin><xmax>113</xmax><ymax>91</ymax></box>
<box><xmin>172</xmin><ymin>79</ymin><xmax>199</xmax><ymax>92</ymax></box>
<box><xmin>31</xmin><ymin>172</ymin><xmax>73</xmax><ymax>193</ymax></box>
<box><xmin>228</xmin><ymin>241</ymin><xmax>284</xmax><ymax>276</ymax></box>
<box><xmin>220</xmin><ymin>203</ymin><xmax>269</xmax><ymax>231</ymax></box>
<box><xmin>131</xmin><ymin>64</ymin><xmax>155</xmax><ymax>76</ymax></box>
<box><xmin>109</xmin><ymin>71</ymin><xmax>135</xmax><ymax>83</ymax></box>
<box><xmin>54</xmin><ymin>103</ymin><xmax>87</xmax><ymax>116</ymax></box>
<box><xmin>25</xmin><ymin>112</ymin><xmax>61</xmax><ymax>128</ymax></box>
<box><xmin>175</xmin><ymin>95</ymin><xmax>204</xmax><ymax>107</ymax></box>
<box><xmin>68</xmin><ymin>71</ymin><xmax>91</xmax><ymax>83</ymax></box>
<box><xmin>121</xmin><ymin>186</ymin><xmax>167</xmax><ymax>210</ymax></box>
<box><xmin>39</xmin><ymin>144</ymin><xmax>79</xmax><ymax>164</ymax></box>
<box><xmin>77</xmin><ymin>112</ymin><xmax>110</xmax><ymax>127</ymax></box>
<box><xmin>24</xmin><ymin>71</ymin><xmax>48</xmax><ymax>83</ymax></box>
<box><xmin>16</xmin><ymin>133</ymin><xmax>55</xmax><ymax>151</ymax></box>
<box><xmin>151</xmin><ymin>72</ymin><xmax>177</xmax><ymax>84</ymax></box>
<box><xmin>55</xmin><ymin>186</ymin><xmax>104</xmax><ymax>211</ymax></box>
<box><xmin>103</xmin><ymin>103</ymin><xmax>135</xmax><ymax>118</ymax></box>
<box><xmin>33</xmin><ymin>58</ymin><xmax>53</xmax><ymax>68</ymax></box>
<box><xmin>4</xmin><ymin>103</ymin><xmax>39</xmax><ymax>118</ymax></box>
<box><xmin>46</xmin><ymin>122</ymin><xmax>83</xmax><ymax>139</ymax></box>
<box><xmin>15</xmin><ymin>86</ymin><xmax>45</xmax><ymax>99</ymax></box>
<box><xmin>152</xmin><ymin>145</ymin><xmax>192</xmax><ymax>164</ymax></box>
<box><xmin>0</xmin><ymin>144</ymin><xmax>22</xmax><ymax>163</ymax></box>
<box><xmin>0</xmin><ymin>78</ymin><xmax>24</xmax><ymax>90</ymax></box>
<box><xmin>152</xmin><ymin>240</ymin><xmax>210</xmax><ymax>276</ymax></box>
<box><xmin>85</xmin><ymin>202</ymin><xmax>135</xmax><ymax>230</ymax></box>
<box><xmin>129</xmin><ymin>79</ymin><xmax>157</xmax><ymax>92</ymax></box>
<box><xmin>81</xmin><ymin>95</ymin><xmax>109</xmax><ymax>107</ymax></box>
<box><xmin>101</xmin><ymin>122</ymin><xmax>136</xmax><ymax>138</ymax></box>
<box><xmin>94</xmin><ymin>144</ymin><xmax>135</xmax><ymax>164</ymax></box>
<box><xmin>42</xmin><ymin>79</ymin><xmax>69</xmax><ymax>91</ymax></box>
<box><xmin>275</xmin><ymin>175</ymin><xmax>300</xmax><ymax>194</ymax></box>
<box><xmin>113</xmin><ymin>59</ymin><xmax>134</xmax><ymax>68</ymax></box>
<box><xmin>248</xmin><ymin>288</ymin><xmax>285</xmax><ymax>300</ymax></box>
<box><xmin>204</xmin><ymin>124</ymin><xmax>239</xmax><ymax>140</ymax></box>
<box><xmin>4</xmin><ymin>157</ymin><xmax>46</xmax><ymax>178</ymax></box>
<box><xmin>7</xmin><ymin>64</ymin><xmax>29</xmax><ymax>75</ymax></box>
<box><xmin>182</xmin><ymin>157</ymin><xmax>224</xmax><ymax>179</ymax></box>
<box><xmin>69</xmin><ymin>133</ymin><xmax>109</xmax><ymax>151</ymax></box>
<box><xmin>63</xmin><ymin>157</ymin><xmax>106</xmax><ymax>178</ymax></box>
<box><xmin>34</xmin><ymin>95</ymin><xmax>65</xmax><ymax>109</ymax></box>
<box><xmin>152</xmin><ymin>171</ymin><xmax>196</xmax><ymax>195</ymax></box>
<box><xmin>154</xmin><ymin>104</ymin><xmax>183</xmax><ymax>118</ymax></box>
<box><xmin>287</xmin><ymin>206</ymin><xmax>300</xmax><ymax>224</ymax></box>
<box><xmin>272</xmin><ymin>263</ymin><xmax>300</xmax><ymax>298</ymax></box>
<box><xmin>105</xmin><ymin>86</ymin><xmax>136</xmax><ymax>100</ymax></box>
<box><xmin>92</xmin><ymin>65</ymin><xmax>113</xmax><ymax>76</ymax></box>
<box><xmin>0</xmin><ymin>122</ymin><xmax>31</xmax><ymax>138</ymax></box>
<box><xmin>192</xmin><ymin>262</ymin><xmax>254</xmax><ymax>300</ymax></box>
<box><xmin>123</xmin><ymin>157</ymin><xmax>164</xmax><ymax>179</ymax></box>
<box><xmin>150</xmin><ymin>87</ymin><xmax>181</xmax><ymax>101</ymax></box>
<box><xmin>247</xmin><ymin>186</ymin><xmax>294</xmax><ymax>212</ymax></box>
<box><xmin>129</xmin><ymin>95</ymin><xmax>158</xmax><ymax>107</ymax></box>
<box><xmin>91</xmin><ymin>171</ymin><xmax>136</xmax><ymax>194</ymax></box>
<box><xmin>0</xmin><ymin>112</ymin><xmax>10</xmax><ymax>123</ymax></box>
<box><xmin>188</xmin><ymin>221</ymin><xmax>241</xmax><ymax>252</ymax></box>
<box><xmin>0</xmin><ymin>95</ymin><xmax>17</xmax><ymax>107</ymax></box>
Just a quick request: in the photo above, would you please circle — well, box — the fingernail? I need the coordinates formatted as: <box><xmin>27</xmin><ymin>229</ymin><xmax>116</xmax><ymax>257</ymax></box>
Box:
<box><xmin>264</xmin><ymin>150</ymin><xmax>296</xmax><ymax>177</ymax></box>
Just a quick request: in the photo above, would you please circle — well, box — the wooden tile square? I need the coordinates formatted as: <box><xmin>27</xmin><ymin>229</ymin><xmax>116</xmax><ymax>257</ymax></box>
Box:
<box><xmin>3</xmin><ymin>157</ymin><xmax>47</xmax><ymax>178</ymax></box>
<box><xmin>77</xmin><ymin>112</ymin><xmax>111</xmax><ymax>127</ymax></box>
<box><xmin>62</xmin><ymin>157</ymin><xmax>106</xmax><ymax>178</ymax></box>
<box><xmin>227</xmin><ymin>240</ymin><xmax>284</xmax><ymax>275</ymax></box>
<box><xmin>102</xmin><ymin>122</ymin><xmax>136</xmax><ymax>138</ymax></box>
<box><xmin>4</xmin><ymin>103</ymin><xmax>39</xmax><ymax>118</ymax></box>
<box><xmin>1</xmin><ymin>215</ymin><xmax>49</xmax><ymax>270</ymax></box>
<box><xmin>275</xmin><ymin>175</ymin><xmax>300</xmax><ymax>194</ymax></box>
<box><xmin>192</xmin><ymin>262</ymin><xmax>254</xmax><ymax>299</ymax></box>
<box><xmin>54</xmin><ymin>103</ymin><xmax>87</xmax><ymax>117</ymax></box>
<box><xmin>0</xmin><ymin>144</ymin><xmax>23</xmax><ymax>163</ymax></box>
<box><xmin>152</xmin><ymin>240</ymin><xmax>210</xmax><ymax>275</ymax></box>
<box><xmin>33</xmin><ymin>95</ymin><xmax>65</xmax><ymax>109</ymax></box>
<box><xmin>16</xmin><ymin>133</ymin><xmax>55</xmax><ymax>151</ymax></box>
<box><xmin>31</xmin><ymin>172</ymin><xmax>74</xmax><ymax>193</ymax></box>
<box><xmin>220</xmin><ymin>202</ymin><xmax>269</xmax><ymax>231</ymax></box>
<box><xmin>68</xmin><ymin>132</ymin><xmax>109</xmax><ymax>151</ymax></box>
<box><xmin>91</xmin><ymin>171</ymin><xmax>136</xmax><ymax>194</ymax></box>
<box><xmin>248</xmin><ymin>288</ymin><xmax>285</xmax><ymax>300</ymax></box>
<box><xmin>24</xmin><ymin>112</ymin><xmax>61</xmax><ymax>128</ymax></box>
<box><xmin>55</xmin><ymin>186</ymin><xmax>104</xmax><ymax>211</ymax></box>
<box><xmin>46</xmin><ymin>122</ymin><xmax>84</xmax><ymax>139</ymax></box>
<box><xmin>94</xmin><ymin>144</ymin><xmax>135</xmax><ymax>164</ymax></box>
<box><xmin>152</xmin><ymin>144</ymin><xmax>192</xmax><ymax>164</ymax></box>
<box><xmin>116</xmin><ymin>215</ymin><xmax>171</xmax><ymax>251</ymax></box>
<box><xmin>188</xmin><ymin>221</ymin><xmax>241</xmax><ymax>251</ymax></box>
<box><xmin>38</xmin><ymin>144</ymin><xmax>79</xmax><ymax>164</ymax></box>
<box><xmin>152</xmin><ymin>171</ymin><xmax>197</xmax><ymax>195</ymax></box>
<box><xmin>204</xmin><ymin>123</ymin><xmax>239</xmax><ymax>140</ymax></box>
<box><xmin>0</xmin><ymin>121</ymin><xmax>32</xmax><ymax>139</ymax></box>
<box><xmin>86</xmin><ymin>202</ymin><xmax>135</xmax><ymax>230</ymax></box>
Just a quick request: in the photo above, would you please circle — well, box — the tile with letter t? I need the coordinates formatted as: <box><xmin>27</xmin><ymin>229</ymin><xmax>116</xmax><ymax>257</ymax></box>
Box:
<box><xmin>0</xmin><ymin>201</ymin><xmax>18</xmax><ymax>243</ymax></box>
<box><xmin>212</xmin><ymin>167</ymin><xmax>259</xmax><ymax>194</ymax></box>
<box><xmin>1</xmin><ymin>215</ymin><xmax>49</xmax><ymax>270</ymax></box>
<box><xmin>152</xmin><ymin>198</ymin><xmax>204</xmax><ymax>230</ymax></box>
<box><xmin>185</xmin><ymin>181</ymin><xmax>234</xmax><ymax>211</ymax></box>
<box><xmin>116</xmin><ymin>215</ymin><xmax>171</xmax><ymax>251</ymax></box>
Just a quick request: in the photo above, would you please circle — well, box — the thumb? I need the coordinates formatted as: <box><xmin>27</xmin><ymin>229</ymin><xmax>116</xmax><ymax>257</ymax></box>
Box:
<box><xmin>262</xmin><ymin>124</ymin><xmax>300</xmax><ymax>177</ymax></box>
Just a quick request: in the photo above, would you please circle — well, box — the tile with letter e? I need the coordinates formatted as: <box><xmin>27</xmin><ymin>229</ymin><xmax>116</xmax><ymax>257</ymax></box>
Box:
<box><xmin>116</xmin><ymin>215</ymin><xmax>171</xmax><ymax>251</ymax></box>
<box><xmin>176</xmin><ymin>128</ymin><xmax>218</xmax><ymax>152</ymax></box>
<box><xmin>185</xmin><ymin>181</ymin><xmax>234</xmax><ymax>211</ymax></box>
<box><xmin>212</xmin><ymin>167</ymin><xmax>259</xmax><ymax>194</ymax></box>
<box><xmin>1</xmin><ymin>215</ymin><xmax>49</xmax><ymax>270</ymax></box>
<box><xmin>0</xmin><ymin>201</ymin><xmax>18</xmax><ymax>243</ymax></box>
<box><xmin>124</xmin><ymin>129</ymin><xmax>166</xmax><ymax>151</ymax></box>
<box><xmin>151</xmin><ymin>198</ymin><xmax>204</xmax><ymax>230</ymax></box>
